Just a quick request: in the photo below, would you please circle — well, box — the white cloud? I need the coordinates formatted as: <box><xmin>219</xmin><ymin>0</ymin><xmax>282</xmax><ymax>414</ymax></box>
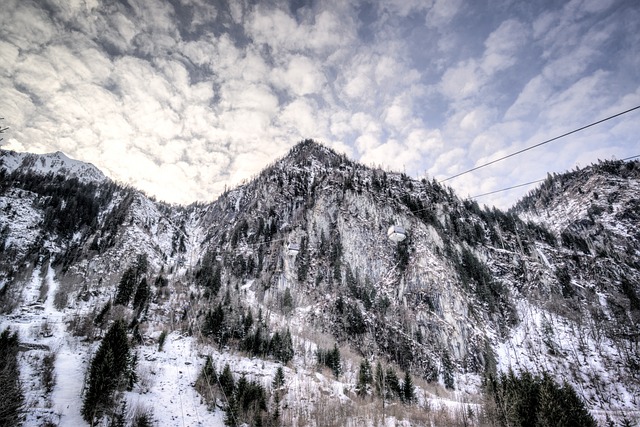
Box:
<box><xmin>355</xmin><ymin>133</ymin><xmax>380</xmax><ymax>153</ymax></box>
<box><xmin>504</xmin><ymin>75</ymin><xmax>551</xmax><ymax>121</ymax></box>
<box><xmin>1</xmin><ymin>0</ymin><xmax>637</xmax><ymax>209</ymax></box>
<box><xmin>0</xmin><ymin>1</ymin><xmax>57</xmax><ymax>50</ymax></box>
<box><xmin>439</xmin><ymin>59</ymin><xmax>482</xmax><ymax>101</ymax></box>
<box><xmin>378</xmin><ymin>0</ymin><xmax>433</xmax><ymax>18</ymax></box>
<box><xmin>406</xmin><ymin>128</ymin><xmax>443</xmax><ymax>152</ymax></box>
<box><xmin>271</xmin><ymin>55</ymin><xmax>325</xmax><ymax>97</ymax></box>
<box><xmin>426</xmin><ymin>0</ymin><xmax>463</xmax><ymax>28</ymax></box>
<box><xmin>279</xmin><ymin>98</ymin><xmax>323</xmax><ymax>138</ymax></box>
<box><xmin>481</xmin><ymin>19</ymin><xmax>529</xmax><ymax>75</ymax></box>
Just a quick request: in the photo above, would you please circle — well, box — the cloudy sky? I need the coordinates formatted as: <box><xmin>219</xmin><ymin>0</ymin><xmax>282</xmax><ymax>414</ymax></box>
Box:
<box><xmin>1</xmin><ymin>0</ymin><xmax>639</xmax><ymax>208</ymax></box>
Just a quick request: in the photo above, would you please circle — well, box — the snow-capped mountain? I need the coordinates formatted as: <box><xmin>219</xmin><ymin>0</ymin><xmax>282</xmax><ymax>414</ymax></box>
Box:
<box><xmin>0</xmin><ymin>141</ymin><xmax>638</xmax><ymax>426</ymax></box>
<box><xmin>0</xmin><ymin>149</ymin><xmax>107</xmax><ymax>183</ymax></box>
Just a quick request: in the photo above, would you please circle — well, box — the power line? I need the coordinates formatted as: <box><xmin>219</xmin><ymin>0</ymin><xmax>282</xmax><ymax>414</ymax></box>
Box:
<box><xmin>441</xmin><ymin>105</ymin><xmax>640</xmax><ymax>182</ymax></box>
<box><xmin>471</xmin><ymin>179</ymin><xmax>545</xmax><ymax>199</ymax></box>
<box><xmin>469</xmin><ymin>154</ymin><xmax>640</xmax><ymax>199</ymax></box>
<box><xmin>621</xmin><ymin>154</ymin><xmax>640</xmax><ymax>161</ymax></box>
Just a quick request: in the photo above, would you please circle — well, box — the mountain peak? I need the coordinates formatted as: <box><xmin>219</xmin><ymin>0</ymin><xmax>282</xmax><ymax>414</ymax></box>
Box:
<box><xmin>0</xmin><ymin>149</ymin><xmax>107</xmax><ymax>183</ymax></box>
<box><xmin>280</xmin><ymin>139</ymin><xmax>347</xmax><ymax>169</ymax></box>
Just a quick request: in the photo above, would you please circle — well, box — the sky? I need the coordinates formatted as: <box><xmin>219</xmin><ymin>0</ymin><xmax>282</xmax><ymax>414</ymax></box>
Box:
<box><xmin>1</xmin><ymin>0</ymin><xmax>639</xmax><ymax>208</ymax></box>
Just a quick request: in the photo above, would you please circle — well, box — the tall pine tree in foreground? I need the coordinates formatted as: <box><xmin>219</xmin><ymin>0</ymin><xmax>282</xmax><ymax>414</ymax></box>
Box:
<box><xmin>82</xmin><ymin>319</ymin><xmax>132</xmax><ymax>424</ymax></box>
<box><xmin>0</xmin><ymin>329</ymin><xmax>24</xmax><ymax>426</ymax></box>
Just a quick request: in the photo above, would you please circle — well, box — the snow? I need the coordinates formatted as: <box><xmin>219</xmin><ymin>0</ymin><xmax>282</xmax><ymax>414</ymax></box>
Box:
<box><xmin>52</xmin><ymin>346</ymin><xmax>89</xmax><ymax>426</ymax></box>
<box><xmin>0</xmin><ymin>149</ymin><xmax>106</xmax><ymax>183</ymax></box>
<box><xmin>494</xmin><ymin>299</ymin><xmax>639</xmax><ymax>418</ymax></box>
<box><xmin>133</xmin><ymin>334</ymin><xmax>223</xmax><ymax>427</ymax></box>
<box><xmin>535</xmin><ymin>247</ymin><xmax>552</xmax><ymax>268</ymax></box>
<box><xmin>3</xmin><ymin>149</ymin><xmax>639</xmax><ymax>426</ymax></box>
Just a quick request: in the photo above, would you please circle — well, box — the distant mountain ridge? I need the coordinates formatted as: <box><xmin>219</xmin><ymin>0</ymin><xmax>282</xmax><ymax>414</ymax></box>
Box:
<box><xmin>0</xmin><ymin>141</ymin><xmax>638</xmax><ymax>426</ymax></box>
<box><xmin>0</xmin><ymin>149</ymin><xmax>106</xmax><ymax>183</ymax></box>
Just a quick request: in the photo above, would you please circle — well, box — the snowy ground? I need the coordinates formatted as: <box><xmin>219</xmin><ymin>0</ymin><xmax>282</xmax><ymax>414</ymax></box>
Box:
<box><xmin>2</xmin><ymin>263</ymin><xmax>490</xmax><ymax>426</ymax></box>
<box><xmin>495</xmin><ymin>298</ymin><xmax>640</xmax><ymax>423</ymax></box>
<box><xmin>0</xmin><ymin>264</ymin><xmax>222</xmax><ymax>427</ymax></box>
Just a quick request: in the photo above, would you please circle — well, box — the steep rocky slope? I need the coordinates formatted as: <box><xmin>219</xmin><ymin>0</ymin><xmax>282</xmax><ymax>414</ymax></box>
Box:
<box><xmin>0</xmin><ymin>141</ymin><xmax>638</xmax><ymax>426</ymax></box>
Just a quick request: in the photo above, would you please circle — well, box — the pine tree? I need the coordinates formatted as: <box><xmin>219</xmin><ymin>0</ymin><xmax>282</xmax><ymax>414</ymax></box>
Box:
<box><xmin>272</xmin><ymin>366</ymin><xmax>285</xmax><ymax>390</ymax></box>
<box><xmin>356</xmin><ymin>359</ymin><xmax>373</xmax><ymax>397</ymax></box>
<box><xmin>224</xmin><ymin>394</ymin><xmax>239</xmax><ymax>427</ymax></box>
<box><xmin>132</xmin><ymin>277</ymin><xmax>150</xmax><ymax>314</ymax></box>
<box><xmin>329</xmin><ymin>344</ymin><xmax>342</xmax><ymax>378</ymax></box>
<box><xmin>282</xmin><ymin>288</ymin><xmax>294</xmax><ymax>314</ymax></box>
<box><xmin>114</xmin><ymin>267</ymin><xmax>137</xmax><ymax>306</ymax></box>
<box><xmin>619</xmin><ymin>415</ymin><xmax>636</xmax><ymax>427</ymax></box>
<box><xmin>133</xmin><ymin>411</ymin><xmax>153</xmax><ymax>427</ymax></box>
<box><xmin>82</xmin><ymin>346</ymin><xmax>116</xmax><ymax>423</ymax></box>
<box><xmin>81</xmin><ymin>320</ymin><xmax>131</xmax><ymax>424</ymax></box>
<box><xmin>279</xmin><ymin>329</ymin><xmax>294</xmax><ymax>364</ymax></box>
<box><xmin>296</xmin><ymin>237</ymin><xmax>309</xmax><ymax>282</ymax></box>
<box><xmin>487</xmin><ymin>370</ymin><xmax>596</xmax><ymax>427</ymax></box>
<box><xmin>202</xmin><ymin>355</ymin><xmax>218</xmax><ymax>385</ymax></box>
<box><xmin>203</xmin><ymin>303</ymin><xmax>227</xmax><ymax>346</ymax></box>
<box><xmin>195</xmin><ymin>355</ymin><xmax>218</xmax><ymax>408</ymax></box>
<box><xmin>0</xmin><ymin>329</ymin><xmax>24</xmax><ymax>426</ymax></box>
<box><xmin>385</xmin><ymin>367</ymin><xmax>401</xmax><ymax>400</ymax></box>
<box><xmin>442</xmin><ymin>351</ymin><xmax>455</xmax><ymax>390</ymax></box>
<box><xmin>402</xmin><ymin>371</ymin><xmax>415</xmax><ymax>403</ymax></box>
<box><xmin>219</xmin><ymin>364</ymin><xmax>235</xmax><ymax>402</ymax></box>
<box><xmin>374</xmin><ymin>361</ymin><xmax>384</xmax><ymax>398</ymax></box>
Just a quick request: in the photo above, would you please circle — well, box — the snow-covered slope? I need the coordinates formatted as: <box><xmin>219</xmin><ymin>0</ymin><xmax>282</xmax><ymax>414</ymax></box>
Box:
<box><xmin>1</xmin><ymin>142</ymin><xmax>639</xmax><ymax>426</ymax></box>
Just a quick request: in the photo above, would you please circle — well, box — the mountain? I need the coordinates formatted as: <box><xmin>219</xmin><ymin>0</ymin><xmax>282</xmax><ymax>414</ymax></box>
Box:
<box><xmin>0</xmin><ymin>149</ymin><xmax>107</xmax><ymax>183</ymax></box>
<box><xmin>0</xmin><ymin>141</ymin><xmax>638</xmax><ymax>426</ymax></box>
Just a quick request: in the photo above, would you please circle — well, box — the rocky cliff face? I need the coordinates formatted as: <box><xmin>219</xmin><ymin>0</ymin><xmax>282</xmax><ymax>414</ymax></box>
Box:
<box><xmin>1</xmin><ymin>141</ymin><xmax>638</xmax><ymax>425</ymax></box>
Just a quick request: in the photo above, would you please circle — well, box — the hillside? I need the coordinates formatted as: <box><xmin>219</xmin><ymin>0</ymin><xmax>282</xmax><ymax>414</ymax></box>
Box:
<box><xmin>1</xmin><ymin>141</ymin><xmax>639</xmax><ymax>426</ymax></box>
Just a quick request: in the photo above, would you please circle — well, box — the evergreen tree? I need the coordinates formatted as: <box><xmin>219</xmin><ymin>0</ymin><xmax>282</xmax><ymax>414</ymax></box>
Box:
<box><xmin>94</xmin><ymin>300</ymin><xmax>112</xmax><ymax>327</ymax></box>
<box><xmin>488</xmin><ymin>369</ymin><xmax>596</xmax><ymax>427</ymax></box>
<box><xmin>402</xmin><ymin>371</ymin><xmax>415</xmax><ymax>403</ymax></box>
<box><xmin>442</xmin><ymin>351</ymin><xmax>455</xmax><ymax>390</ymax></box>
<box><xmin>219</xmin><ymin>363</ymin><xmax>235</xmax><ymax>402</ymax></box>
<box><xmin>133</xmin><ymin>411</ymin><xmax>153</xmax><ymax>427</ymax></box>
<box><xmin>327</xmin><ymin>344</ymin><xmax>342</xmax><ymax>378</ymax></box>
<box><xmin>316</xmin><ymin>344</ymin><xmax>342</xmax><ymax>378</ymax></box>
<box><xmin>110</xmin><ymin>401</ymin><xmax>127</xmax><ymax>427</ymax></box>
<box><xmin>195</xmin><ymin>251</ymin><xmax>222</xmax><ymax>298</ymax></box>
<box><xmin>224</xmin><ymin>394</ymin><xmax>239</xmax><ymax>427</ymax></box>
<box><xmin>203</xmin><ymin>303</ymin><xmax>227</xmax><ymax>346</ymax></box>
<box><xmin>0</xmin><ymin>329</ymin><xmax>24</xmax><ymax>426</ymax></box>
<box><xmin>374</xmin><ymin>361</ymin><xmax>385</xmax><ymax>398</ymax></box>
<box><xmin>538</xmin><ymin>374</ymin><xmax>596</xmax><ymax>427</ymax></box>
<box><xmin>282</xmin><ymin>288</ymin><xmax>294</xmax><ymax>314</ymax></box>
<box><xmin>356</xmin><ymin>358</ymin><xmax>373</xmax><ymax>397</ymax></box>
<box><xmin>242</xmin><ymin>310</ymin><xmax>253</xmax><ymax>336</ymax></box>
<box><xmin>272</xmin><ymin>366</ymin><xmax>285</xmax><ymax>390</ymax></box>
<box><xmin>296</xmin><ymin>237</ymin><xmax>309</xmax><ymax>282</ymax></box>
<box><xmin>81</xmin><ymin>320</ymin><xmax>131</xmax><ymax>424</ymax></box>
<box><xmin>385</xmin><ymin>367</ymin><xmax>401</xmax><ymax>400</ymax></box>
<box><xmin>132</xmin><ymin>277</ymin><xmax>149</xmax><ymax>314</ymax></box>
<box><xmin>114</xmin><ymin>267</ymin><xmax>137</xmax><ymax>306</ymax></box>
<box><xmin>194</xmin><ymin>355</ymin><xmax>218</xmax><ymax>409</ymax></box>
<box><xmin>619</xmin><ymin>416</ymin><xmax>636</xmax><ymax>427</ymax></box>
<box><xmin>278</xmin><ymin>329</ymin><xmax>294</xmax><ymax>364</ymax></box>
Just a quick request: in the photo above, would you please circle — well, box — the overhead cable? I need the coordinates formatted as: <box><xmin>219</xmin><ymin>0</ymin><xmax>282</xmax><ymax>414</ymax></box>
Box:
<box><xmin>441</xmin><ymin>105</ymin><xmax>640</xmax><ymax>182</ymax></box>
<box><xmin>470</xmin><ymin>153</ymin><xmax>640</xmax><ymax>199</ymax></box>
<box><xmin>471</xmin><ymin>179</ymin><xmax>545</xmax><ymax>199</ymax></box>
